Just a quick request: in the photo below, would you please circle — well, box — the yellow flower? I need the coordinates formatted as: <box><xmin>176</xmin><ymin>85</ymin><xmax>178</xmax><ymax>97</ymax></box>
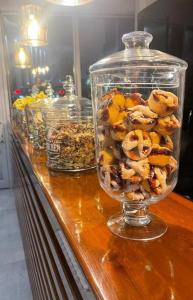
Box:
<box><xmin>13</xmin><ymin>91</ymin><xmax>47</xmax><ymax>111</ymax></box>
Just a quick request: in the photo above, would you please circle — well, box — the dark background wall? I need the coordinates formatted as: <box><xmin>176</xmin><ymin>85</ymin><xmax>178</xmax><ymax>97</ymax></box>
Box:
<box><xmin>138</xmin><ymin>0</ymin><xmax>193</xmax><ymax>199</ymax></box>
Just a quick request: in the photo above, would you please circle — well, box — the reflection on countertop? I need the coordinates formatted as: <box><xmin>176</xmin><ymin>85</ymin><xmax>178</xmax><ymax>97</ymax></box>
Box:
<box><xmin>14</xmin><ymin>132</ymin><xmax>193</xmax><ymax>300</ymax></box>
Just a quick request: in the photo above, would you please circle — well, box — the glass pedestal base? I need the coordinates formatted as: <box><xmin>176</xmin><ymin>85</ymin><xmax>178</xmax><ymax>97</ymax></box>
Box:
<box><xmin>107</xmin><ymin>212</ymin><xmax>167</xmax><ymax>241</ymax></box>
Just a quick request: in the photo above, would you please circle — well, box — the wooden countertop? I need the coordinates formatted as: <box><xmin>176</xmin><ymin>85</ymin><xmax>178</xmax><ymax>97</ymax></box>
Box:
<box><xmin>17</xmin><ymin>136</ymin><xmax>193</xmax><ymax>300</ymax></box>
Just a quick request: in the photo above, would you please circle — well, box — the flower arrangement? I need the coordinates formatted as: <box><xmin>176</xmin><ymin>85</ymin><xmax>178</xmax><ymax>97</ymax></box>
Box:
<box><xmin>13</xmin><ymin>91</ymin><xmax>47</xmax><ymax>110</ymax></box>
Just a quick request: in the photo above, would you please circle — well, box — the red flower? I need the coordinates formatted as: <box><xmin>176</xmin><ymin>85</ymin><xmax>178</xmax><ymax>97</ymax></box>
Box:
<box><xmin>58</xmin><ymin>89</ymin><xmax>65</xmax><ymax>96</ymax></box>
<box><xmin>15</xmin><ymin>89</ymin><xmax>21</xmax><ymax>95</ymax></box>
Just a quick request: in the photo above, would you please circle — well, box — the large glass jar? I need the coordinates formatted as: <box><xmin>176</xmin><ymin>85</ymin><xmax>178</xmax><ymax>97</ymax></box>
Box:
<box><xmin>90</xmin><ymin>31</ymin><xmax>187</xmax><ymax>240</ymax></box>
<box><xmin>45</xmin><ymin>76</ymin><xmax>95</xmax><ymax>171</ymax></box>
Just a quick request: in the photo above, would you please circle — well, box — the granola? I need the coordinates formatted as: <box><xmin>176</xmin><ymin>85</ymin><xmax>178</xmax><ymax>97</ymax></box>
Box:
<box><xmin>46</xmin><ymin>121</ymin><xmax>95</xmax><ymax>171</ymax></box>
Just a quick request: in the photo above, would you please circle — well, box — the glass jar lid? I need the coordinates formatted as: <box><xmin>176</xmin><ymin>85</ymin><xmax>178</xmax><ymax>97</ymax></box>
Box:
<box><xmin>47</xmin><ymin>75</ymin><xmax>92</xmax><ymax>108</ymax></box>
<box><xmin>26</xmin><ymin>97</ymin><xmax>53</xmax><ymax>111</ymax></box>
<box><xmin>46</xmin><ymin>99</ymin><xmax>93</xmax><ymax>120</ymax></box>
<box><xmin>27</xmin><ymin>76</ymin><xmax>92</xmax><ymax>113</ymax></box>
<box><xmin>89</xmin><ymin>31</ymin><xmax>188</xmax><ymax>73</ymax></box>
<box><xmin>41</xmin><ymin>75</ymin><xmax>93</xmax><ymax>119</ymax></box>
<box><xmin>26</xmin><ymin>82</ymin><xmax>54</xmax><ymax>111</ymax></box>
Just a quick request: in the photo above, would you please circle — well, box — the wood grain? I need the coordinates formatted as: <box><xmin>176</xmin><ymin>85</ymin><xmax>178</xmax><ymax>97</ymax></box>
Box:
<box><xmin>18</xmin><ymin>136</ymin><xmax>193</xmax><ymax>300</ymax></box>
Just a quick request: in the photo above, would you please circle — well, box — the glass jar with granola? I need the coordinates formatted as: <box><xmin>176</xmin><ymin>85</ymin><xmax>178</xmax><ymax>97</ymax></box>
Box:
<box><xmin>44</xmin><ymin>76</ymin><xmax>95</xmax><ymax>171</ymax></box>
<box><xmin>45</xmin><ymin>103</ymin><xmax>95</xmax><ymax>171</ymax></box>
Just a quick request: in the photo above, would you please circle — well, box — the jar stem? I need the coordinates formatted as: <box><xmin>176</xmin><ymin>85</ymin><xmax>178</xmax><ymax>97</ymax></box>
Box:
<box><xmin>122</xmin><ymin>202</ymin><xmax>151</xmax><ymax>226</ymax></box>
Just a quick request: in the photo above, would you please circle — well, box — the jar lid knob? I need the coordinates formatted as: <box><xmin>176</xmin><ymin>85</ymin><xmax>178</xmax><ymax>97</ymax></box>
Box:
<box><xmin>122</xmin><ymin>31</ymin><xmax>153</xmax><ymax>49</ymax></box>
<box><xmin>63</xmin><ymin>75</ymin><xmax>76</xmax><ymax>96</ymax></box>
<box><xmin>45</xmin><ymin>81</ymin><xmax>54</xmax><ymax>98</ymax></box>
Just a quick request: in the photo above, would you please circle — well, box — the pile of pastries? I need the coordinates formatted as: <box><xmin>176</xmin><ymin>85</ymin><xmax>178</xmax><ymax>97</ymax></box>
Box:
<box><xmin>97</xmin><ymin>88</ymin><xmax>180</xmax><ymax>201</ymax></box>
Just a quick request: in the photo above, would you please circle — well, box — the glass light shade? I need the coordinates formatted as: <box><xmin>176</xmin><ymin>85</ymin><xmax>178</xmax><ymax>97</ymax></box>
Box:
<box><xmin>46</xmin><ymin>0</ymin><xmax>92</xmax><ymax>6</ymax></box>
<box><xmin>21</xmin><ymin>4</ymin><xmax>48</xmax><ymax>47</ymax></box>
<box><xmin>14</xmin><ymin>46</ymin><xmax>32</xmax><ymax>69</ymax></box>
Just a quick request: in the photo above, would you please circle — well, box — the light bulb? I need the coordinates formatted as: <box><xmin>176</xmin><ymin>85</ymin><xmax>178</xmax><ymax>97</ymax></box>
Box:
<box><xmin>41</xmin><ymin>67</ymin><xmax>46</xmax><ymax>74</ymax></box>
<box><xmin>14</xmin><ymin>45</ymin><xmax>32</xmax><ymax>69</ymax></box>
<box><xmin>45</xmin><ymin>66</ymin><xmax>49</xmax><ymax>72</ymax></box>
<box><xmin>37</xmin><ymin>67</ymin><xmax>41</xmax><ymax>74</ymax></box>
<box><xmin>32</xmin><ymin>68</ymin><xmax>37</xmax><ymax>75</ymax></box>
<box><xmin>18</xmin><ymin>48</ymin><xmax>27</xmax><ymax>64</ymax></box>
<box><xmin>27</xmin><ymin>15</ymin><xmax>40</xmax><ymax>41</ymax></box>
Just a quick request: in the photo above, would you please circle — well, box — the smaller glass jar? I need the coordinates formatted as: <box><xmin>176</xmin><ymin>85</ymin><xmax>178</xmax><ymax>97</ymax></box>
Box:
<box><xmin>12</xmin><ymin>108</ymin><xmax>27</xmax><ymax>139</ymax></box>
<box><xmin>45</xmin><ymin>106</ymin><xmax>95</xmax><ymax>171</ymax></box>
<box><xmin>25</xmin><ymin>101</ymin><xmax>47</xmax><ymax>149</ymax></box>
<box><xmin>45</xmin><ymin>96</ymin><xmax>95</xmax><ymax>172</ymax></box>
<box><xmin>25</xmin><ymin>83</ymin><xmax>54</xmax><ymax>149</ymax></box>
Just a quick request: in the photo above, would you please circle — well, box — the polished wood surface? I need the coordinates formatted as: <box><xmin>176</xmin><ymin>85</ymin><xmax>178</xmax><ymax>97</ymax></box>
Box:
<box><xmin>18</xmin><ymin>136</ymin><xmax>193</xmax><ymax>300</ymax></box>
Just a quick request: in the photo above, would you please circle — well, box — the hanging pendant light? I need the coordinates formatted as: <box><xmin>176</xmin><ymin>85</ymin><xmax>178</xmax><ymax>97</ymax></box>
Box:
<box><xmin>46</xmin><ymin>0</ymin><xmax>93</xmax><ymax>6</ymax></box>
<box><xmin>21</xmin><ymin>4</ymin><xmax>48</xmax><ymax>47</ymax></box>
<box><xmin>14</xmin><ymin>44</ymin><xmax>32</xmax><ymax>69</ymax></box>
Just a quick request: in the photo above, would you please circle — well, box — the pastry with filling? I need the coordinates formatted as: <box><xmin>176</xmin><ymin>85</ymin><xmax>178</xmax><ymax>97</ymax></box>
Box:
<box><xmin>125</xmin><ymin>93</ymin><xmax>146</xmax><ymax>108</ymax></box>
<box><xmin>126</xmin><ymin>105</ymin><xmax>158</xmax><ymax>131</ymax></box>
<box><xmin>110</xmin><ymin>122</ymin><xmax>127</xmax><ymax>141</ymax></box>
<box><xmin>149</xmin><ymin>132</ymin><xmax>173</xmax><ymax>150</ymax></box>
<box><xmin>148</xmin><ymin>89</ymin><xmax>178</xmax><ymax>117</ymax></box>
<box><xmin>128</xmin><ymin>158</ymin><xmax>150</xmax><ymax>179</ymax></box>
<box><xmin>142</xmin><ymin>166</ymin><xmax>167</xmax><ymax>195</ymax></box>
<box><xmin>125</xmin><ymin>184</ymin><xmax>144</xmax><ymax>201</ymax></box>
<box><xmin>154</xmin><ymin>114</ymin><xmax>180</xmax><ymax>136</ymax></box>
<box><xmin>101</xmin><ymin>88</ymin><xmax>125</xmax><ymax>107</ymax></box>
<box><xmin>97</xmin><ymin>99</ymin><xmax>120</xmax><ymax>124</ymax></box>
<box><xmin>99</xmin><ymin>150</ymin><xmax>114</xmax><ymax>166</ymax></box>
<box><xmin>149</xmin><ymin>131</ymin><xmax>160</xmax><ymax>145</ymax></box>
<box><xmin>159</xmin><ymin>135</ymin><xmax>173</xmax><ymax>150</ymax></box>
<box><xmin>98</xmin><ymin>100</ymin><xmax>127</xmax><ymax>125</ymax></box>
<box><xmin>98</xmin><ymin>89</ymin><xmax>126</xmax><ymax>124</ymax></box>
<box><xmin>102</xmin><ymin>165</ymin><xmax>126</xmax><ymax>191</ymax></box>
<box><xmin>120</xmin><ymin>162</ymin><xmax>135</xmax><ymax>180</ymax></box>
<box><xmin>98</xmin><ymin>89</ymin><xmax>127</xmax><ymax>125</ymax></box>
<box><xmin>148</xmin><ymin>145</ymin><xmax>172</xmax><ymax>167</ymax></box>
<box><xmin>165</xmin><ymin>156</ymin><xmax>177</xmax><ymax>176</ymax></box>
<box><xmin>125</xmin><ymin>184</ymin><xmax>150</xmax><ymax>201</ymax></box>
<box><xmin>125</xmin><ymin>190</ymin><xmax>145</xmax><ymax>201</ymax></box>
<box><xmin>122</xmin><ymin>130</ymin><xmax>152</xmax><ymax>160</ymax></box>
<box><xmin>129</xmin><ymin>175</ymin><xmax>142</xmax><ymax>184</ymax></box>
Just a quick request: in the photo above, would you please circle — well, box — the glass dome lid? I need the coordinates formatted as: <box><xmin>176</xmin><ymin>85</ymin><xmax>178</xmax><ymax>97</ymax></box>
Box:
<box><xmin>27</xmin><ymin>76</ymin><xmax>92</xmax><ymax>110</ymax></box>
<box><xmin>48</xmin><ymin>75</ymin><xmax>91</xmax><ymax>109</ymax></box>
<box><xmin>26</xmin><ymin>97</ymin><xmax>53</xmax><ymax>110</ymax></box>
<box><xmin>89</xmin><ymin>31</ymin><xmax>188</xmax><ymax>73</ymax></box>
<box><xmin>26</xmin><ymin>82</ymin><xmax>54</xmax><ymax>110</ymax></box>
